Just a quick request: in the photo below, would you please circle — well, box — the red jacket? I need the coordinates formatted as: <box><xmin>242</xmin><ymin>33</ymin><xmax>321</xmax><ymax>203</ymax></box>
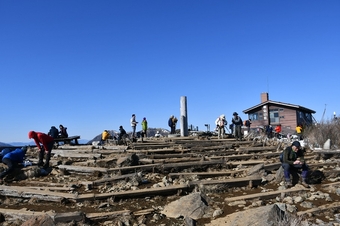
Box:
<box><xmin>32</xmin><ymin>132</ymin><xmax>54</xmax><ymax>151</ymax></box>
<box><xmin>275</xmin><ymin>126</ymin><xmax>281</xmax><ymax>133</ymax></box>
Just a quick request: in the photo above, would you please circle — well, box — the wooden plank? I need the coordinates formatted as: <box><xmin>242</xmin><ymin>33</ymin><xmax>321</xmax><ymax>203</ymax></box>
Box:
<box><xmin>0</xmin><ymin>185</ymin><xmax>76</xmax><ymax>202</ymax></box>
<box><xmin>225</xmin><ymin>187</ymin><xmax>309</xmax><ymax>202</ymax></box>
<box><xmin>297</xmin><ymin>202</ymin><xmax>340</xmax><ymax>216</ymax></box>
<box><xmin>75</xmin><ymin>184</ymin><xmax>190</xmax><ymax>201</ymax></box>
<box><xmin>53</xmin><ymin>212</ymin><xmax>84</xmax><ymax>223</ymax></box>
<box><xmin>168</xmin><ymin>169</ymin><xmax>246</xmax><ymax>178</ymax></box>
<box><xmin>58</xmin><ymin>165</ymin><xmax>108</xmax><ymax>174</ymax></box>
<box><xmin>86</xmin><ymin>210</ymin><xmax>131</xmax><ymax>221</ymax></box>
<box><xmin>190</xmin><ymin>176</ymin><xmax>262</xmax><ymax>187</ymax></box>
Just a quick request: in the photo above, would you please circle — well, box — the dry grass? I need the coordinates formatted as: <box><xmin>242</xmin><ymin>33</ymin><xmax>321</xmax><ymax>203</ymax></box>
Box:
<box><xmin>304</xmin><ymin>119</ymin><xmax>340</xmax><ymax>149</ymax></box>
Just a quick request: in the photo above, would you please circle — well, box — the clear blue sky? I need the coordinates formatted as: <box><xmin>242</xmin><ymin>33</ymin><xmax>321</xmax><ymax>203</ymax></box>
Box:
<box><xmin>1</xmin><ymin>1</ymin><xmax>339</xmax><ymax>143</ymax></box>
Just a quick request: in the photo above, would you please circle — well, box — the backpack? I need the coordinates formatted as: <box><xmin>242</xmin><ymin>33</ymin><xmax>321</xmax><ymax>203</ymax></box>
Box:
<box><xmin>279</xmin><ymin>152</ymin><xmax>284</xmax><ymax>163</ymax></box>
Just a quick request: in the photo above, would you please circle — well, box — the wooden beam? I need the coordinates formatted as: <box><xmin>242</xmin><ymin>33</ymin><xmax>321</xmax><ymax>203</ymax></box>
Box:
<box><xmin>225</xmin><ymin>187</ymin><xmax>309</xmax><ymax>202</ymax></box>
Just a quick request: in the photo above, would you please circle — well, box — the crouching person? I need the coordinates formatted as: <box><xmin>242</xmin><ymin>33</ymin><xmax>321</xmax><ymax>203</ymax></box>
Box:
<box><xmin>282</xmin><ymin>141</ymin><xmax>309</xmax><ymax>188</ymax></box>
<box><xmin>28</xmin><ymin>131</ymin><xmax>54</xmax><ymax>168</ymax></box>
<box><xmin>0</xmin><ymin>146</ymin><xmax>28</xmax><ymax>182</ymax></box>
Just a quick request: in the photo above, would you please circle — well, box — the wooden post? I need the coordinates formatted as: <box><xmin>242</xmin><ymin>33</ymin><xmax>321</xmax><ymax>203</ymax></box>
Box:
<box><xmin>180</xmin><ymin>96</ymin><xmax>188</xmax><ymax>137</ymax></box>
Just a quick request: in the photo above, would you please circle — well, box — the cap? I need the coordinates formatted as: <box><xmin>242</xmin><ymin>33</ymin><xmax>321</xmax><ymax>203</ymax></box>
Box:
<box><xmin>220</xmin><ymin>114</ymin><xmax>225</xmax><ymax>118</ymax></box>
<box><xmin>292</xmin><ymin>141</ymin><xmax>301</xmax><ymax>148</ymax></box>
<box><xmin>233</xmin><ymin>112</ymin><xmax>238</xmax><ymax>116</ymax></box>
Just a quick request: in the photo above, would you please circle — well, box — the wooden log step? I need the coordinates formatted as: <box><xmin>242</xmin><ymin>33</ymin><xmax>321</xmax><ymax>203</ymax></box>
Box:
<box><xmin>133</xmin><ymin>208</ymin><xmax>155</xmax><ymax>216</ymax></box>
<box><xmin>210</xmin><ymin>152</ymin><xmax>280</xmax><ymax>161</ymax></box>
<box><xmin>0</xmin><ymin>208</ymin><xmax>47</xmax><ymax>222</ymax></box>
<box><xmin>86</xmin><ymin>210</ymin><xmax>131</xmax><ymax>221</ymax></box>
<box><xmin>144</xmin><ymin>157</ymin><xmax>202</xmax><ymax>164</ymax></box>
<box><xmin>0</xmin><ymin>185</ymin><xmax>76</xmax><ymax>202</ymax></box>
<box><xmin>190</xmin><ymin>176</ymin><xmax>262</xmax><ymax>188</ymax></box>
<box><xmin>237</xmin><ymin>146</ymin><xmax>277</xmax><ymax>153</ymax></box>
<box><xmin>92</xmin><ymin>173</ymin><xmax>137</xmax><ymax>185</ymax></box>
<box><xmin>150</xmin><ymin>153</ymin><xmax>196</xmax><ymax>159</ymax></box>
<box><xmin>168</xmin><ymin>169</ymin><xmax>246</xmax><ymax>178</ymax></box>
<box><xmin>225</xmin><ymin>187</ymin><xmax>309</xmax><ymax>202</ymax></box>
<box><xmin>52</xmin><ymin>150</ymin><xmax>102</xmax><ymax>159</ymax></box>
<box><xmin>127</xmin><ymin>148</ymin><xmax>188</xmax><ymax>154</ymax></box>
<box><xmin>75</xmin><ymin>184</ymin><xmax>191</xmax><ymax>201</ymax></box>
<box><xmin>297</xmin><ymin>202</ymin><xmax>340</xmax><ymax>216</ymax></box>
<box><xmin>58</xmin><ymin>165</ymin><xmax>108</xmax><ymax>174</ymax></box>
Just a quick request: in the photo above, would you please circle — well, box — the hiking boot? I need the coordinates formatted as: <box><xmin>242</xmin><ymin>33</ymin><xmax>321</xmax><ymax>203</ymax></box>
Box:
<box><xmin>301</xmin><ymin>181</ymin><xmax>310</xmax><ymax>188</ymax></box>
<box><xmin>37</xmin><ymin>161</ymin><xmax>44</xmax><ymax>167</ymax></box>
<box><xmin>43</xmin><ymin>162</ymin><xmax>49</xmax><ymax>169</ymax></box>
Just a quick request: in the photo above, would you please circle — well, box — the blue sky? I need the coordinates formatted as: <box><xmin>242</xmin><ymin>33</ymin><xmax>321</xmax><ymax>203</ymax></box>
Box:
<box><xmin>1</xmin><ymin>1</ymin><xmax>339</xmax><ymax>143</ymax></box>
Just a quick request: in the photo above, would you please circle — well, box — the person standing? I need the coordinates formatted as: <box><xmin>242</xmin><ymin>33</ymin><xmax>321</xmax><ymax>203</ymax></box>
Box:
<box><xmin>281</xmin><ymin>141</ymin><xmax>309</xmax><ymax>188</ymax></box>
<box><xmin>232</xmin><ymin>112</ymin><xmax>243</xmax><ymax>141</ymax></box>
<box><xmin>28</xmin><ymin>131</ymin><xmax>54</xmax><ymax>168</ymax></box>
<box><xmin>0</xmin><ymin>146</ymin><xmax>28</xmax><ymax>182</ymax></box>
<box><xmin>275</xmin><ymin>124</ymin><xmax>282</xmax><ymax>138</ymax></box>
<box><xmin>244</xmin><ymin>119</ymin><xmax>251</xmax><ymax>133</ymax></box>
<box><xmin>130</xmin><ymin>114</ymin><xmax>138</xmax><ymax>138</ymax></box>
<box><xmin>296</xmin><ymin>124</ymin><xmax>303</xmax><ymax>140</ymax></box>
<box><xmin>215</xmin><ymin>114</ymin><xmax>227</xmax><ymax>139</ymax></box>
<box><xmin>141</xmin><ymin>117</ymin><xmax>148</xmax><ymax>139</ymax></box>
<box><xmin>168</xmin><ymin>115</ymin><xmax>178</xmax><ymax>134</ymax></box>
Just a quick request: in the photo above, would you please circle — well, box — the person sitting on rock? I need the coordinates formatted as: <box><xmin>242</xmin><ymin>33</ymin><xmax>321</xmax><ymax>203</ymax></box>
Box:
<box><xmin>281</xmin><ymin>141</ymin><xmax>309</xmax><ymax>188</ymax></box>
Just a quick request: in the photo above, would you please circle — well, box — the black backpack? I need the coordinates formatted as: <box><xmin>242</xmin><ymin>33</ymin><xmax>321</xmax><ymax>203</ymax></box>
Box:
<box><xmin>279</xmin><ymin>151</ymin><xmax>284</xmax><ymax>163</ymax></box>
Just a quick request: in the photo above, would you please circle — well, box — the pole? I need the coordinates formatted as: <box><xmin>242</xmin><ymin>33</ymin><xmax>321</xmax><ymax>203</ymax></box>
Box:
<box><xmin>180</xmin><ymin>96</ymin><xmax>188</xmax><ymax>136</ymax></box>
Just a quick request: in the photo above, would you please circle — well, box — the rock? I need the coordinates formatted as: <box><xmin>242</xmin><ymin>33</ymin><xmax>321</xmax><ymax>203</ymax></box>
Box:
<box><xmin>21</xmin><ymin>214</ymin><xmax>55</xmax><ymax>226</ymax></box>
<box><xmin>206</xmin><ymin>203</ymin><xmax>292</xmax><ymax>226</ymax></box>
<box><xmin>161</xmin><ymin>192</ymin><xmax>213</xmax><ymax>220</ymax></box>
<box><xmin>247</xmin><ymin>164</ymin><xmax>264</xmax><ymax>176</ymax></box>
<box><xmin>212</xmin><ymin>208</ymin><xmax>223</xmax><ymax>218</ymax></box>
<box><xmin>116</xmin><ymin>154</ymin><xmax>139</xmax><ymax>167</ymax></box>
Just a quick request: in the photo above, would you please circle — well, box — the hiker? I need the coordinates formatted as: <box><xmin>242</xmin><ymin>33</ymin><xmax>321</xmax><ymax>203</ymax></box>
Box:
<box><xmin>28</xmin><ymin>131</ymin><xmax>54</xmax><ymax>168</ymax></box>
<box><xmin>0</xmin><ymin>146</ymin><xmax>28</xmax><ymax>182</ymax></box>
<box><xmin>118</xmin><ymin>126</ymin><xmax>127</xmax><ymax>142</ymax></box>
<box><xmin>101</xmin><ymin>130</ymin><xmax>113</xmax><ymax>145</ymax></box>
<box><xmin>266</xmin><ymin>125</ymin><xmax>273</xmax><ymax>138</ymax></box>
<box><xmin>275</xmin><ymin>124</ymin><xmax>282</xmax><ymax>138</ymax></box>
<box><xmin>141</xmin><ymin>117</ymin><xmax>148</xmax><ymax>140</ymax></box>
<box><xmin>231</xmin><ymin>112</ymin><xmax>243</xmax><ymax>141</ymax></box>
<box><xmin>244</xmin><ymin>119</ymin><xmax>251</xmax><ymax>133</ymax></box>
<box><xmin>215</xmin><ymin>114</ymin><xmax>227</xmax><ymax>139</ymax></box>
<box><xmin>281</xmin><ymin>141</ymin><xmax>309</xmax><ymax>188</ymax></box>
<box><xmin>168</xmin><ymin>115</ymin><xmax>178</xmax><ymax>134</ymax></box>
<box><xmin>130</xmin><ymin>114</ymin><xmax>138</xmax><ymax>138</ymax></box>
<box><xmin>59</xmin><ymin>124</ymin><xmax>68</xmax><ymax>138</ymax></box>
<box><xmin>48</xmin><ymin>126</ymin><xmax>59</xmax><ymax>139</ymax></box>
<box><xmin>296</xmin><ymin>124</ymin><xmax>303</xmax><ymax>140</ymax></box>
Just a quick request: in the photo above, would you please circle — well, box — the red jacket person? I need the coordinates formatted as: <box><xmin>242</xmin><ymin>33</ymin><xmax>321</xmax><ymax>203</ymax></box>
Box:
<box><xmin>28</xmin><ymin>131</ymin><xmax>54</xmax><ymax>168</ymax></box>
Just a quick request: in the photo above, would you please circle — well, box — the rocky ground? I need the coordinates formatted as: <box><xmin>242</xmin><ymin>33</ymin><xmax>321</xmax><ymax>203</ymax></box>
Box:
<box><xmin>0</xmin><ymin>134</ymin><xmax>340</xmax><ymax>226</ymax></box>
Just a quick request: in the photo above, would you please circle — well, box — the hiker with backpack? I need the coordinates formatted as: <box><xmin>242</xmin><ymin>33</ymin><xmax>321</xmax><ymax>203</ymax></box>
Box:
<box><xmin>280</xmin><ymin>141</ymin><xmax>309</xmax><ymax>188</ymax></box>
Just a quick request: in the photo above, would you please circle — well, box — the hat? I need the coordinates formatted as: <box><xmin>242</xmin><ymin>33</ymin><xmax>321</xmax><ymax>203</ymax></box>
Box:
<box><xmin>170</xmin><ymin>115</ymin><xmax>174</xmax><ymax>118</ymax></box>
<box><xmin>233</xmin><ymin>112</ymin><xmax>238</xmax><ymax>116</ymax></box>
<box><xmin>292</xmin><ymin>141</ymin><xmax>301</xmax><ymax>148</ymax></box>
<box><xmin>143</xmin><ymin>117</ymin><xmax>146</xmax><ymax>120</ymax></box>
<box><xmin>220</xmin><ymin>114</ymin><xmax>225</xmax><ymax>118</ymax></box>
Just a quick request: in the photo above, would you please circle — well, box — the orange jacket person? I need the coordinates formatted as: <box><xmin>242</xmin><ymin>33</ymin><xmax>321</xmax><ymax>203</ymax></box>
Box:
<box><xmin>28</xmin><ymin>131</ymin><xmax>54</xmax><ymax>168</ymax></box>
